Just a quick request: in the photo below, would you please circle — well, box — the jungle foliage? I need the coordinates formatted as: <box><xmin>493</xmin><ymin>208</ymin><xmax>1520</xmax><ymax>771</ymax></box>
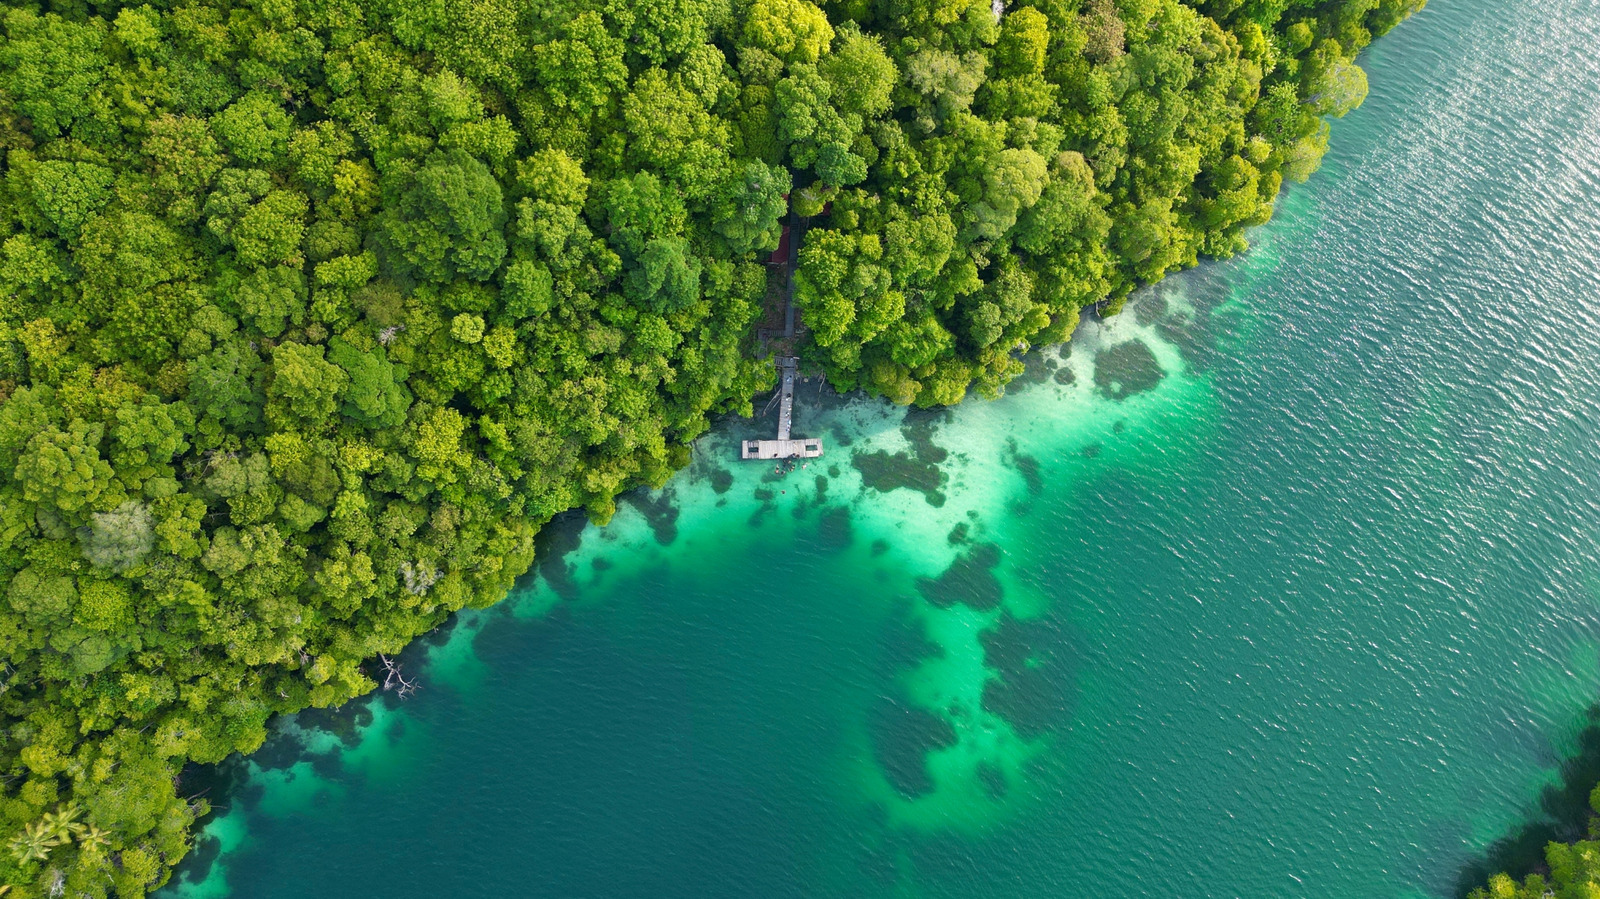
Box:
<box><xmin>0</xmin><ymin>0</ymin><xmax>1420</xmax><ymax>893</ymax></box>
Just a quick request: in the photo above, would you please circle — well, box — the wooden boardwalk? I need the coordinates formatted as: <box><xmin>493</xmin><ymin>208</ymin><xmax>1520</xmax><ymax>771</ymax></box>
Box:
<box><xmin>741</xmin><ymin>437</ymin><xmax>823</xmax><ymax>460</ymax></box>
<box><xmin>744</xmin><ymin>203</ymin><xmax>824</xmax><ymax>462</ymax></box>
<box><xmin>776</xmin><ymin>356</ymin><xmax>796</xmax><ymax>440</ymax></box>
<box><xmin>742</xmin><ymin>356</ymin><xmax>824</xmax><ymax>459</ymax></box>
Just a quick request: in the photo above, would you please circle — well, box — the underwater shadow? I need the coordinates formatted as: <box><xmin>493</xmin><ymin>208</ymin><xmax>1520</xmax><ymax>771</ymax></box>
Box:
<box><xmin>1452</xmin><ymin>702</ymin><xmax>1600</xmax><ymax>897</ymax></box>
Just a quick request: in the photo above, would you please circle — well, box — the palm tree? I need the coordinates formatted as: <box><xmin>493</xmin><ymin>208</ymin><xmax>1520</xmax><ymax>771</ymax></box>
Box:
<box><xmin>6</xmin><ymin>820</ymin><xmax>63</xmax><ymax>865</ymax></box>
<box><xmin>77</xmin><ymin>823</ymin><xmax>112</xmax><ymax>854</ymax></box>
<box><xmin>39</xmin><ymin>803</ymin><xmax>84</xmax><ymax>845</ymax></box>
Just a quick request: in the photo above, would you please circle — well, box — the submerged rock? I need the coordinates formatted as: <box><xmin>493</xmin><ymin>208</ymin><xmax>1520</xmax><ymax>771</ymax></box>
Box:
<box><xmin>816</xmin><ymin>506</ymin><xmax>852</xmax><ymax>550</ymax></box>
<box><xmin>1093</xmin><ymin>339</ymin><xmax>1166</xmax><ymax>400</ymax></box>
<box><xmin>916</xmin><ymin>543</ymin><xmax>1004</xmax><ymax>611</ymax></box>
<box><xmin>853</xmin><ymin>450</ymin><xmax>945</xmax><ymax>504</ymax></box>
<box><xmin>870</xmin><ymin>693</ymin><xmax>957</xmax><ymax>798</ymax></box>
<box><xmin>621</xmin><ymin>488</ymin><xmax>680</xmax><ymax>546</ymax></box>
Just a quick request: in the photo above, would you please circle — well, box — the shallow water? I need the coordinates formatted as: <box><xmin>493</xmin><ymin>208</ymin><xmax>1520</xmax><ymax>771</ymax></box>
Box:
<box><xmin>163</xmin><ymin>1</ymin><xmax>1600</xmax><ymax>896</ymax></box>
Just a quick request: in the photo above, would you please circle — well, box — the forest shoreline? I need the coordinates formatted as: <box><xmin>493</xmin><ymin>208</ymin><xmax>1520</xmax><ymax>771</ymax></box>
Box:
<box><xmin>0</xmin><ymin>1</ymin><xmax>1430</xmax><ymax>895</ymax></box>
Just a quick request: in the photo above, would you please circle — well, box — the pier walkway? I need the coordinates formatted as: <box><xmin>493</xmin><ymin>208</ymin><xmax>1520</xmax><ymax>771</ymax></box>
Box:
<box><xmin>743</xmin><ymin>198</ymin><xmax>824</xmax><ymax>462</ymax></box>
<box><xmin>742</xmin><ymin>355</ymin><xmax>823</xmax><ymax>459</ymax></box>
<box><xmin>741</xmin><ymin>437</ymin><xmax>823</xmax><ymax>460</ymax></box>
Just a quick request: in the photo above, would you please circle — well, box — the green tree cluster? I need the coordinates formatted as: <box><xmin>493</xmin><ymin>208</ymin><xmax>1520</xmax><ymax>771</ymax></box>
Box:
<box><xmin>0</xmin><ymin>0</ymin><xmax>1420</xmax><ymax>893</ymax></box>
<box><xmin>786</xmin><ymin>0</ymin><xmax>1423</xmax><ymax>402</ymax></box>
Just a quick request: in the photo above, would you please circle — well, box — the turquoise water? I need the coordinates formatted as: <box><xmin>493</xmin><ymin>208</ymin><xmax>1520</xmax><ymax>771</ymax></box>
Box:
<box><xmin>163</xmin><ymin>2</ymin><xmax>1600</xmax><ymax>896</ymax></box>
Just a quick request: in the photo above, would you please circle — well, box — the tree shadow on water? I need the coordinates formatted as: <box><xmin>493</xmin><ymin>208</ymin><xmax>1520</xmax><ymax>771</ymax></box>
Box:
<box><xmin>1452</xmin><ymin>703</ymin><xmax>1600</xmax><ymax>897</ymax></box>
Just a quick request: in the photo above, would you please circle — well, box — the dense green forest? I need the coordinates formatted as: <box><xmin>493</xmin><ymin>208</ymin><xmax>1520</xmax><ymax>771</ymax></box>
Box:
<box><xmin>0</xmin><ymin>0</ymin><xmax>1420</xmax><ymax>893</ymax></box>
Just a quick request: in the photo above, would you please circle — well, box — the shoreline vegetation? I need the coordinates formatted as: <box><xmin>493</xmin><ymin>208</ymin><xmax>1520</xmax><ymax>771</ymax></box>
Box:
<box><xmin>0</xmin><ymin>0</ymin><xmax>1429</xmax><ymax>895</ymax></box>
<box><xmin>1460</xmin><ymin>703</ymin><xmax>1600</xmax><ymax>898</ymax></box>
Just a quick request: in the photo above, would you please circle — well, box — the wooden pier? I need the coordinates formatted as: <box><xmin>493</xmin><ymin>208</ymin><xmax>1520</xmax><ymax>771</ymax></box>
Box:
<box><xmin>741</xmin><ymin>437</ymin><xmax>823</xmax><ymax>460</ymax></box>
<box><xmin>742</xmin><ymin>356</ymin><xmax>824</xmax><ymax>460</ymax></box>
<box><xmin>743</xmin><ymin>202</ymin><xmax>824</xmax><ymax>462</ymax></box>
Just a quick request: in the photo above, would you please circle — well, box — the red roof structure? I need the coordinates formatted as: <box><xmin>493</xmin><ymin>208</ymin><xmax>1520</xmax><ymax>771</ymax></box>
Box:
<box><xmin>768</xmin><ymin>224</ymin><xmax>792</xmax><ymax>266</ymax></box>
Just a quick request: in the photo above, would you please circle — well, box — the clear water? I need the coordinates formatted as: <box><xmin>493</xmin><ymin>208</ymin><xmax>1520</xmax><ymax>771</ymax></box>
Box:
<box><xmin>162</xmin><ymin>1</ymin><xmax>1600</xmax><ymax>896</ymax></box>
